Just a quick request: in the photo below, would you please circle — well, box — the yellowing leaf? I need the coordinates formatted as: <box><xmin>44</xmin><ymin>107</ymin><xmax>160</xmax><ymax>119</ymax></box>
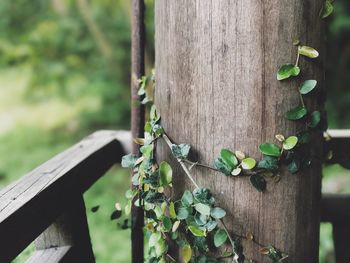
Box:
<box><xmin>298</xmin><ymin>45</ymin><xmax>319</xmax><ymax>58</ymax></box>
<box><xmin>182</xmin><ymin>244</ymin><xmax>192</xmax><ymax>263</ymax></box>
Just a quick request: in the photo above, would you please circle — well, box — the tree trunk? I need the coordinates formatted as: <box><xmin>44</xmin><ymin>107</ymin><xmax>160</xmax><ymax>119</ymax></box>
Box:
<box><xmin>155</xmin><ymin>0</ymin><xmax>324</xmax><ymax>262</ymax></box>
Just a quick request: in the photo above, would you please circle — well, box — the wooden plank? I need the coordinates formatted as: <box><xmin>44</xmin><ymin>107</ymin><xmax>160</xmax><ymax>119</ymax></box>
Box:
<box><xmin>0</xmin><ymin>130</ymin><xmax>126</xmax><ymax>262</ymax></box>
<box><xmin>34</xmin><ymin>196</ymin><xmax>95</xmax><ymax>263</ymax></box>
<box><xmin>320</xmin><ymin>194</ymin><xmax>350</xmax><ymax>223</ymax></box>
<box><xmin>25</xmin><ymin>246</ymin><xmax>72</xmax><ymax>263</ymax></box>
<box><xmin>326</xmin><ymin>129</ymin><xmax>350</xmax><ymax>138</ymax></box>
<box><xmin>131</xmin><ymin>1</ymin><xmax>145</xmax><ymax>262</ymax></box>
<box><xmin>155</xmin><ymin>0</ymin><xmax>324</xmax><ymax>261</ymax></box>
<box><xmin>324</xmin><ymin>130</ymin><xmax>350</xmax><ymax>167</ymax></box>
<box><xmin>333</xmin><ymin>223</ymin><xmax>350</xmax><ymax>263</ymax></box>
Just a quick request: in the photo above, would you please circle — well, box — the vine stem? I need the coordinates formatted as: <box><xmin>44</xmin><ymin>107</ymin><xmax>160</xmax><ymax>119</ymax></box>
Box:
<box><xmin>162</xmin><ymin>133</ymin><xmax>200</xmax><ymax>189</ymax></box>
<box><xmin>183</xmin><ymin>159</ymin><xmax>218</xmax><ymax>172</ymax></box>
<box><xmin>219</xmin><ymin>219</ymin><xmax>236</xmax><ymax>252</ymax></box>
<box><xmin>295</xmin><ymin>46</ymin><xmax>300</xmax><ymax>67</ymax></box>
<box><xmin>162</xmin><ymin>132</ymin><xmax>242</xmax><ymax>258</ymax></box>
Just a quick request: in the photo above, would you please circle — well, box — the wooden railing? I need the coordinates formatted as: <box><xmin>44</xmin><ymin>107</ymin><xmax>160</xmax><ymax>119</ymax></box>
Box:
<box><xmin>0</xmin><ymin>130</ymin><xmax>130</xmax><ymax>262</ymax></box>
<box><xmin>0</xmin><ymin>129</ymin><xmax>349</xmax><ymax>262</ymax></box>
<box><xmin>321</xmin><ymin>129</ymin><xmax>350</xmax><ymax>263</ymax></box>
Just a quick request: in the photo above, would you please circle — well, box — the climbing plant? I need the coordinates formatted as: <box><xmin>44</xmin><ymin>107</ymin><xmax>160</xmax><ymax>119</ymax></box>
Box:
<box><xmin>118</xmin><ymin>3</ymin><xmax>333</xmax><ymax>263</ymax></box>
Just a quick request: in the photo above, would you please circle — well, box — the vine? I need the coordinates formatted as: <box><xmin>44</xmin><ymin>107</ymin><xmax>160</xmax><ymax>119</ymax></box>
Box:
<box><xmin>117</xmin><ymin>4</ymin><xmax>333</xmax><ymax>263</ymax></box>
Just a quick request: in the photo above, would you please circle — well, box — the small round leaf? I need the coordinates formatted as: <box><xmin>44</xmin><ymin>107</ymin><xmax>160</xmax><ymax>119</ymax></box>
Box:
<box><xmin>241</xmin><ymin>158</ymin><xmax>257</xmax><ymax>170</ymax></box>
<box><xmin>231</xmin><ymin>167</ymin><xmax>242</xmax><ymax>176</ymax></box>
<box><xmin>159</xmin><ymin>161</ymin><xmax>172</xmax><ymax>186</ymax></box>
<box><xmin>214</xmin><ymin>229</ymin><xmax>228</xmax><ymax>247</ymax></box>
<box><xmin>299</xmin><ymin>80</ymin><xmax>317</xmax><ymax>95</ymax></box>
<box><xmin>308</xmin><ymin>111</ymin><xmax>321</xmax><ymax>128</ymax></box>
<box><xmin>282</xmin><ymin>136</ymin><xmax>298</xmax><ymax>150</ymax></box>
<box><xmin>285</xmin><ymin>106</ymin><xmax>307</xmax><ymax>120</ymax></box>
<box><xmin>220</xmin><ymin>149</ymin><xmax>238</xmax><ymax>169</ymax></box>
<box><xmin>210</xmin><ymin>207</ymin><xmax>226</xmax><ymax>219</ymax></box>
<box><xmin>298</xmin><ymin>46</ymin><xmax>319</xmax><ymax>58</ymax></box>
<box><xmin>259</xmin><ymin>143</ymin><xmax>281</xmax><ymax>157</ymax></box>
<box><xmin>277</xmin><ymin>64</ymin><xmax>300</xmax><ymax>80</ymax></box>
<box><xmin>195</xmin><ymin>203</ymin><xmax>211</xmax><ymax>216</ymax></box>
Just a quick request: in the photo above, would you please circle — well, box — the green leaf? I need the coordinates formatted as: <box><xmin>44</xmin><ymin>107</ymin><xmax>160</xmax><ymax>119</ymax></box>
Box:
<box><xmin>258</xmin><ymin>156</ymin><xmax>279</xmax><ymax>171</ymax></box>
<box><xmin>181</xmin><ymin>190</ymin><xmax>194</xmax><ymax>207</ymax></box>
<box><xmin>214</xmin><ymin>158</ymin><xmax>232</xmax><ymax>176</ymax></box>
<box><xmin>169</xmin><ymin>202</ymin><xmax>177</xmax><ymax>219</ymax></box>
<box><xmin>121</xmin><ymin>154</ymin><xmax>138</xmax><ymax>168</ymax></box>
<box><xmin>277</xmin><ymin>64</ymin><xmax>300</xmax><ymax>80</ymax></box>
<box><xmin>171</xmin><ymin>144</ymin><xmax>191</xmax><ymax>160</ymax></box>
<box><xmin>150</xmin><ymin>104</ymin><xmax>160</xmax><ymax>122</ymax></box>
<box><xmin>298</xmin><ymin>46</ymin><xmax>319</xmax><ymax>58</ymax></box>
<box><xmin>283</xmin><ymin>136</ymin><xmax>298</xmax><ymax>150</ymax></box>
<box><xmin>195</xmin><ymin>203</ymin><xmax>211</xmax><ymax>216</ymax></box>
<box><xmin>320</xmin><ymin>0</ymin><xmax>334</xmax><ymax>19</ymax></box>
<box><xmin>159</xmin><ymin>161</ymin><xmax>172</xmax><ymax>186</ymax></box>
<box><xmin>250</xmin><ymin>174</ymin><xmax>267</xmax><ymax>192</ymax></box>
<box><xmin>162</xmin><ymin>216</ymin><xmax>172</xmax><ymax>232</ymax></box>
<box><xmin>193</xmin><ymin>188</ymin><xmax>215</xmax><ymax>205</ymax></box>
<box><xmin>220</xmin><ymin>149</ymin><xmax>238</xmax><ymax>168</ymax></box>
<box><xmin>188</xmin><ymin>225</ymin><xmax>206</xmax><ymax>237</ymax></box>
<box><xmin>288</xmin><ymin>159</ymin><xmax>300</xmax><ymax>174</ymax></box>
<box><xmin>182</xmin><ymin>244</ymin><xmax>192</xmax><ymax>263</ymax></box>
<box><xmin>299</xmin><ymin>80</ymin><xmax>317</xmax><ymax>95</ymax></box>
<box><xmin>308</xmin><ymin>111</ymin><xmax>321</xmax><ymax>128</ymax></box>
<box><xmin>214</xmin><ymin>229</ymin><xmax>228</xmax><ymax>247</ymax></box>
<box><xmin>259</xmin><ymin>143</ymin><xmax>281</xmax><ymax>157</ymax></box>
<box><xmin>149</xmin><ymin>232</ymin><xmax>161</xmax><ymax>247</ymax></box>
<box><xmin>210</xmin><ymin>207</ymin><xmax>226</xmax><ymax>219</ymax></box>
<box><xmin>241</xmin><ymin>158</ymin><xmax>256</xmax><ymax>170</ymax></box>
<box><xmin>194</xmin><ymin>213</ymin><xmax>208</xmax><ymax>226</ymax></box>
<box><xmin>231</xmin><ymin>167</ymin><xmax>242</xmax><ymax>176</ymax></box>
<box><xmin>177</xmin><ymin>207</ymin><xmax>190</xmax><ymax>220</ymax></box>
<box><xmin>205</xmin><ymin>220</ymin><xmax>218</xmax><ymax>232</ymax></box>
<box><xmin>155</xmin><ymin>238</ymin><xmax>167</xmax><ymax>258</ymax></box>
<box><xmin>285</xmin><ymin>106</ymin><xmax>307</xmax><ymax>120</ymax></box>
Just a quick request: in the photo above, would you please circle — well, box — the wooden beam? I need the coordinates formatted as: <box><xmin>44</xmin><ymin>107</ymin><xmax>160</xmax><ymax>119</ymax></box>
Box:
<box><xmin>155</xmin><ymin>1</ymin><xmax>324</xmax><ymax>261</ymax></box>
<box><xmin>0</xmin><ymin>131</ymin><xmax>125</xmax><ymax>262</ymax></box>
<box><xmin>321</xmin><ymin>194</ymin><xmax>350</xmax><ymax>223</ymax></box>
<box><xmin>25</xmin><ymin>246</ymin><xmax>72</xmax><ymax>263</ymax></box>
<box><xmin>34</xmin><ymin>196</ymin><xmax>95</xmax><ymax>263</ymax></box>
<box><xmin>131</xmin><ymin>1</ymin><xmax>145</xmax><ymax>262</ymax></box>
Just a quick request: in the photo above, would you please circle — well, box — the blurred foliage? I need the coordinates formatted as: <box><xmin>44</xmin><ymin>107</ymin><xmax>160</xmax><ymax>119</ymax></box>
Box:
<box><xmin>326</xmin><ymin>0</ymin><xmax>350</xmax><ymax>128</ymax></box>
<box><xmin>0</xmin><ymin>0</ymin><xmax>132</xmax><ymax>130</ymax></box>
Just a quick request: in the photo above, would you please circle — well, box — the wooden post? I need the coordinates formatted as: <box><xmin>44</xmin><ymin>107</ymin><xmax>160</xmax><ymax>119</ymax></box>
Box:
<box><xmin>34</xmin><ymin>196</ymin><xmax>95</xmax><ymax>262</ymax></box>
<box><xmin>155</xmin><ymin>1</ymin><xmax>324</xmax><ymax>261</ymax></box>
<box><xmin>131</xmin><ymin>0</ymin><xmax>145</xmax><ymax>262</ymax></box>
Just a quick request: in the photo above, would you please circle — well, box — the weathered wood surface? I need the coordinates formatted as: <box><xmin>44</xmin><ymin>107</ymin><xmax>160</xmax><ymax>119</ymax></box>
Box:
<box><xmin>155</xmin><ymin>1</ymin><xmax>324</xmax><ymax>261</ymax></box>
<box><xmin>0</xmin><ymin>130</ymin><xmax>127</xmax><ymax>262</ymax></box>
<box><xmin>324</xmin><ymin>130</ymin><xmax>350</xmax><ymax>168</ymax></box>
<box><xmin>131</xmin><ymin>1</ymin><xmax>146</xmax><ymax>262</ymax></box>
<box><xmin>33</xmin><ymin>196</ymin><xmax>95</xmax><ymax>263</ymax></box>
<box><xmin>321</xmin><ymin>193</ymin><xmax>350</xmax><ymax>263</ymax></box>
<box><xmin>25</xmin><ymin>246</ymin><xmax>72</xmax><ymax>263</ymax></box>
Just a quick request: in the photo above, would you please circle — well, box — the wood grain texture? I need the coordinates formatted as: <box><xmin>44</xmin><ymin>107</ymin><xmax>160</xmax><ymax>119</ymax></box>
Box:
<box><xmin>155</xmin><ymin>1</ymin><xmax>324</xmax><ymax>261</ymax></box>
<box><xmin>34</xmin><ymin>196</ymin><xmax>95</xmax><ymax>263</ymax></box>
<box><xmin>0</xmin><ymin>130</ymin><xmax>125</xmax><ymax>262</ymax></box>
<box><xmin>131</xmin><ymin>1</ymin><xmax>146</xmax><ymax>262</ymax></box>
<box><xmin>25</xmin><ymin>246</ymin><xmax>72</xmax><ymax>263</ymax></box>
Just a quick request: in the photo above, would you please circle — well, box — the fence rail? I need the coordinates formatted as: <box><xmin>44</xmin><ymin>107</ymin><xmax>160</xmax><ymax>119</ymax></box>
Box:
<box><xmin>0</xmin><ymin>129</ymin><xmax>349</xmax><ymax>262</ymax></box>
<box><xmin>0</xmin><ymin>130</ymin><xmax>129</xmax><ymax>262</ymax></box>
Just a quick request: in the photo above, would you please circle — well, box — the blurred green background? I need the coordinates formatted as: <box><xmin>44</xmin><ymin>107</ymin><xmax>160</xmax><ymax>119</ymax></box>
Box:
<box><xmin>0</xmin><ymin>1</ymin><xmax>348</xmax><ymax>262</ymax></box>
